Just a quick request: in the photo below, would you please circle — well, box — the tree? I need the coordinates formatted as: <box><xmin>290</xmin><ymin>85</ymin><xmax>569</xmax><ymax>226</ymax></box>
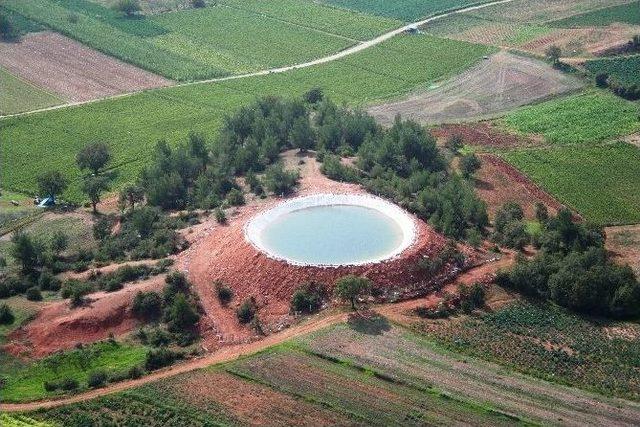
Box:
<box><xmin>37</xmin><ymin>170</ymin><xmax>68</xmax><ymax>202</ymax></box>
<box><xmin>289</xmin><ymin>116</ymin><xmax>315</xmax><ymax>152</ymax></box>
<box><xmin>534</xmin><ymin>202</ymin><xmax>549</xmax><ymax>223</ymax></box>
<box><xmin>595</xmin><ymin>73</ymin><xmax>609</xmax><ymax>88</ymax></box>
<box><xmin>119</xmin><ymin>184</ymin><xmax>145</xmax><ymax>212</ymax></box>
<box><xmin>334</xmin><ymin>275</ymin><xmax>371</xmax><ymax>310</ymax></box>
<box><xmin>545</xmin><ymin>45</ymin><xmax>561</xmax><ymax>65</ymax></box>
<box><xmin>166</xmin><ymin>293</ymin><xmax>199</xmax><ymax>332</ymax></box>
<box><xmin>10</xmin><ymin>232</ymin><xmax>44</xmax><ymax>273</ymax></box>
<box><xmin>263</xmin><ymin>163</ymin><xmax>299</xmax><ymax>196</ymax></box>
<box><xmin>82</xmin><ymin>175</ymin><xmax>110</xmax><ymax>214</ymax></box>
<box><xmin>291</xmin><ymin>282</ymin><xmax>326</xmax><ymax>314</ymax></box>
<box><xmin>132</xmin><ymin>291</ymin><xmax>163</xmax><ymax>320</ymax></box>
<box><xmin>77</xmin><ymin>142</ymin><xmax>111</xmax><ymax>175</ymax></box>
<box><xmin>113</xmin><ymin>0</ymin><xmax>141</xmax><ymax>16</ymax></box>
<box><xmin>236</xmin><ymin>297</ymin><xmax>257</xmax><ymax>324</ymax></box>
<box><xmin>191</xmin><ymin>0</ymin><xmax>206</xmax><ymax>8</ymax></box>
<box><xmin>444</xmin><ymin>134</ymin><xmax>463</xmax><ymax>153</ymax></box>
<box><xmin>303</xmin><ymin>87</ymin><xmax>324</xmax><ymax>104</ymax></box>
<box><xmin>459</xmin><ymin>153</ymin><xmax>481</xmax><ymax>179</ymax></box>
<box><xmin>0</xmin><ymin>13</ymin><xmax>17</xmax><ymax>41</ymax></box>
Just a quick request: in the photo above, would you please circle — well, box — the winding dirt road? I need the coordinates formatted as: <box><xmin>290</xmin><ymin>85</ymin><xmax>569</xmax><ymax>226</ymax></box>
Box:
<box><xmin>0</xmin><ymin>0</ymin><xmax>516</xmax><ymax>119</ymax></box>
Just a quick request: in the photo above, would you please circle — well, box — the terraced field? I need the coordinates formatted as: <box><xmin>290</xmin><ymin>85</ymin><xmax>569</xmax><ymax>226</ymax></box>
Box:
<box><xmin>1</xmin><ymin>0</ymin><xmax>396</xmax><ymax>80</ymax></box>
<box><xmin>0</xmin><ymin>68</ymin><xmax>62</xmax><ymax>115</ymax></box>
<box><xmin>25</xmin><ymin>322</ymin><xmax>640</xmax><ymax>426</ymax></box>
<box><xmin>0</xmin><ymin>34</ymin><xmax>493</xmax><ymax>201</ymax></box>
<box><xmin>502</xmin><ymin>142</ymin><xmax>640</xmax><ymax>225</ymax></box>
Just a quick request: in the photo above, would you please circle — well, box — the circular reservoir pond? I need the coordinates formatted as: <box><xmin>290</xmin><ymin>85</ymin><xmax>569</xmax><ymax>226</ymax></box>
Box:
<box><xmin>245</xmin><ymin>194</ymin><xmax>415</xmax><ymax>266</ymax></box>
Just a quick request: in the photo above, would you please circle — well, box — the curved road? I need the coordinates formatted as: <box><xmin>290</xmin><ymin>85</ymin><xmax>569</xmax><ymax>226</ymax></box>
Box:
<box><xmin>0</xmin><ymin>0</ymin><xmax>515</xmax><ymax>119</ymax></box>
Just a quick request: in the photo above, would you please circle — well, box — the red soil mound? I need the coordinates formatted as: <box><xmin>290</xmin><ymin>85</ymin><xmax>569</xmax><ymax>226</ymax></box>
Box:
<box><xmin>5</xmin><ymin>276</ymin><xmax>164</xmax><ymax>358</ymax></box>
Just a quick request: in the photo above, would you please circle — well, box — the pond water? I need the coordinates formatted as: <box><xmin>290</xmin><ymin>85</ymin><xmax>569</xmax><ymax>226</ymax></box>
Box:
<box><xmin>258</xmin><ymin>204</ymin><xmax>404</xmax><ymax>265</ymax></box>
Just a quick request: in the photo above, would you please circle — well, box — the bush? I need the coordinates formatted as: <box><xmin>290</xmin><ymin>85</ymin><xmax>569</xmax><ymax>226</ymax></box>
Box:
<box><xmin>38</xmin><ymin>271</ymin><xmax>61</xmax><ymax>292</ymax></box>
<box><xmin>147</xmin><ymin>327</ymin><xmax>171</xmax><ymax>347</ymax></box>
<box><xmin>61</xmin><ymin>280</ymin><xmax>93</xmax><ymax>307</ymax></box>
<box><xmin>163</xmin><ymin>271</ymin><xmax>190</xmax><ymax>303</ymax></box>
<box><xmin>445</xmin><ymin>134</ymin><xmax>463</xmax><ymax>153</ymax></box>
<box><xmin>145</xmin><ymin>348</ymin><xmax>179</xmax><ymax>371</ymax></box>
<box><xmin>128</xmin><ymin>365</ymin><xmax>144</xmax><ymax>379</ymax></box>
<box><xmin>87</xmin><ymin>370</ymin><xmax>108</xmax><ymax>388</ymax></box>
<box><xmin>0</xmin><ymin>303</ymin><xmax>15</xmax><ymax>325</ymax></box>
<box><xmin>113</xmin><ymin>0</ymin><xmax>141</xmax><ymax>16</ymax></box>
<box><xmin>132</xmin><ymin>291</ymin><xmax>163</xmax><ymax>320</ymax></box>
<box><xmin>191</xmin><ymin>0</ymin><xmax>206</xmax><ymax>8</ymax></box>
<box><xmin>60</xmin><ymin>378</ymin><xmax>80</xmax><ymax>391</ymax></box>
<box><xmin>214</xmin><ymin>208</ymin><xmax>227</xmax><ymax>224</ymax></box>
<box><xmin>236</xmin><ymin>297</ymin><xmax>257</xmax><ymax>324</ymax></box>
<box><xmin>0</xmin><ymin>13</ymin><xmax>18</xmax><ymax>41</ymax></box>
<box><xmin>166</xmin><ymin>293</ymin><xmax>200</xmax><ymax>332</ymax></box>
<box><xmin>458</xmin><ymin>283</ymin><xmax>485</xmax><ymax>314</ymax></box>
<box><xmin>303</xmin><ymin>87</ymin><xmax>324</xmax><ymax>104</ymax></box>
<box><xmin>215</xmin><ymin>281</ymin><xmax>233</xmax><ymax>305</ymax></box>
<box><xmin>459</xmin><ymin>153</ymin><xmax>481</xmax><ymax>179</ymax></box>
<box><xmin>25</xmin><ymin>286</ymin><xmax>43</xmax><ymax>301</ymax></box>
<box><xmin>263</xmin><ymin>163</ymin><xmax>299</xmax><ymax>196</ymax></box>
<box><xmin>290</xmin><ymin>282</ymin><xmax>326</xmax><ymax>314</ymax></box>
<box><xmin>43</xmin><ymin>380</ymin><xmax>59</xmax><ymax>392</ymax></box>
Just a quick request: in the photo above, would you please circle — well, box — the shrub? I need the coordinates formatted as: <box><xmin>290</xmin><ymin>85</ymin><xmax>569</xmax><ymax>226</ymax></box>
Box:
<box><xmin>128</xmin><ymin>365</ymin><xmax>143</xmax><ymax>379</ymax></box>
<box><xmin>61</xmin><ymin>280</ymin><xmax>93</xmax><ymax>307</ymax></box>
<box><xmin>147</xmin><ymin>327</ymin><xmax>171</xmax><ymax>347</ymax></box>
<box><xmin>166</xmin><ymin>293</ymin><xmax>200</xmax><ymax>332</ymax></box>
<box><xmin>0</xmin><ymin>303</ymin><xmax>15</xmax><ymax>325</ymax></box>
<box><xmin>145</xmin><ymin>348</ymin><xmax>179</xmax><ymax>371</ymax></box>
<box><xmin>226</xmin><ymin>188</ymin><xmax>245</xmax><ymax>206</ymax></box>
<box><xmin>445</xmin><ymin>134</ymin><xmax>463</xmax><ymax>153</ymax></box>
<box><xmin>113</xmin><ymin>0</ymin><xmax>141</xmax><ymax>16</ymax></box>
<box><xmin>534</xmin><ymin>202</ymin><xmax>549</xmax><ymax>223</ymax></box>
<box><xmin>263</xmin><ymin>163</ymin><xmax>299</xmax><ymax>196</ymax></box>
<box><xmin>25</xmin><ymin>287</ymin><xmax>43</xmax><ymax>301</ymax></box>
<box><xmin>458</xmin><ymin>283</ymin><xmax>485</xmax><ymax>314</ymax></box>
<box><xmin>38</xmin><ymin>271</ymin><xmax>61</xmax><ymax>292</ymax></box>
<box><xmin>290</xmin><ymin>282</ymin><xmax>326</xmax><ymax>314</ymax></box>
<box><xmin>191</xmin><ymin>0</ymin><xmax>206</xmax><ymax>8</ymax></box>
<box><xmin>163</xmin><ymin>271</ymin><xmax>190</xmax><ymax>303</ymax></box>
<box><xmin>214</xmin><ymin>208</ymin><xmax>227</xmax><ymax>224</ymax></box>
<box><xmin>303</xmin><ymin>87</ymin><xmax>324</xmax><ymax>104</ymax></box>
<box><xmin>132</xmin><ymin>291</ymin><xmax>163</xmax><ymax>320</ymax></box>
<box><xmin>460</xmin><ymin>153</ymin><xmax>481</xmax><ymax>179</ymax></box>
<box><xmin>237</xmin><ymin>297</ymin><xmax>257</xmax><ymax>324</ymax></box>
<box><xmin>0</xmin><ymin>13</ymin><xmax>18</xmax><ymax>41</ymax></box>
<box><xmin>43</xmin><ymin>380</ymin><xmax>59</xmax><ymax>392</ymax></box>
<box><xmin>595</xmin><ymin>72</ymin><xmax>609</xmax><ymax>88</ymax></box>
<box><xmin>60</xmin><ymin>378</ymin><xmax>79</xmax><ymax>391</ymax></box>
<box><xmin>87</xmin><ymin>370</ymin><xmax>108</xmax><ymax>388</ymax></box>
<box><xmin>215</xmin><ymin>281</ymin><xmax>233</xmax><ymax>305</ymax></box>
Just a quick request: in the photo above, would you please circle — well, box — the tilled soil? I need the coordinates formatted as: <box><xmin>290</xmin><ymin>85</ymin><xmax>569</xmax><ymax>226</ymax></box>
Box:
<box><xmin>368</xmin><ymin>51</ymin><xmax>583</xmax><ymax>125</ymax></box>
<box><xmin>0</xmin><ymin>32</ymin><xmax>172</xmax><ymax>102</ymax></box>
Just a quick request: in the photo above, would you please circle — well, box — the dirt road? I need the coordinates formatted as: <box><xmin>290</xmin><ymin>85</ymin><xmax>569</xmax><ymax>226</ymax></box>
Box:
<box><xmin>0</xmin><ymin>0</ymin><xmax>516</xmax><ymax>119</ymax></box>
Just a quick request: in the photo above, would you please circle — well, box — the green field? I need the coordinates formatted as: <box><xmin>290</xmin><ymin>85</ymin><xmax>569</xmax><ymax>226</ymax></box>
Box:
<box><xmin>502</xmin><ymin>91</ymin><xmax>640</xmax><ymax>145</ymax></box>
<box><xmin>319</xmin><ymin>0</ymin><xmax>493</xmax><ymax>21</ymax></box>
<box><xmin>585</xmin><ymin>55</ymin><xmax>640</xmax><ymax>86</ymax></box>
<box><xmin>0</xmin><ymin>414</ymin><xmax>53</xmax><ymax>427</ymax></box>
<box><xmin>0</xmin><ymin>68</ymin><xmax>63</xmax><ymax>115</ymax></box>
<box><xmin>0</xmin><ymin>34</ymin><xmax>493</xmax><ymax>201</ymax></box>
<box><xmin>502</xmin><ymin>142</ymin><xmax>640</xmax><ymax>225</ymax></box>
<box><xmin>550</xmin><ymin>1</ymin><xmax>640</xmax><ymax>27</ymax></box>
<box><xmin>422</xmin><ymin>300</ymin><xmax>640</xmax><ymax>400</ymax></box>
<box><xmin>0</xmin><ymin>340</ymin><xmax>147</xmax><ymax>403</ymax></box>
<box><xmin>2</xmin><ymin>0</ymin><xmax>398</xmax><ymax>80</ymax></box>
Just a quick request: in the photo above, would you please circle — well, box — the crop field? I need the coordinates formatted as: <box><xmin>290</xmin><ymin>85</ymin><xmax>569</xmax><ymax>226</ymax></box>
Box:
<box><xmin>419</xmin><ymin>300</ymin><xmax>640</xmax><ymax>400</ymax></box>
<box><xmin>368</xmin><ymin>51</ymin><xmax>583</xmax><ymax>124</ymax></box>
<box><xmin>502</xmin><ymin>91</ymin><xmax>640</xmax><ymax>145</ymax></box>
<box><xmin>0</xmin><ymin>68</ymin><xmax>63</xmax><ymax>115</ymax></box>
<box><xmin>502</xmin><ymin>142</ymin><xmax>640</xmax><ymax>225</ymax></box>
<box><xmin>0</xmin><ymin>414</ymin><xmax>53</xmax><ymax>427</ymax></box>
<box><xmin>0</xmin><ymin>341</ymin><xmax>147</xmax><ymax>403</ymax></box>
<box><xmin>1</xmin><ymin>0</ymin><xmax>398</xmax><ymax>81</ymax></box>
<box><xmin>0</xmin><ymin>34</ymin><xmax>492</xmax><ymax>201</ymax></box>
<box><xmin>585</xmin><ymin>55</ymin><xmax>640</xmax><ymax>86</ymax></box>
<box><xmin>318</xmin><ymin>0</ymin><xmax>494</xmax><ymax>22</ymax></box>
<box><xmin>27</xmin><ymin>321</ymin><xmax>640</xmax><ymax>425</ymax></box>
<box><xmin>550</xmin><ymin>1</ymin><xmax>640</xmax><ymax>27</ymax></box>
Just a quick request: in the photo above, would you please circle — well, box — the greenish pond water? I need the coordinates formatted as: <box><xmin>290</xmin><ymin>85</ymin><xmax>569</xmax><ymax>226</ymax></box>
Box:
<box><xmin>260</xmin><ymin>205</ymin><xmax>403</xmax><ymax>265</ymax></box>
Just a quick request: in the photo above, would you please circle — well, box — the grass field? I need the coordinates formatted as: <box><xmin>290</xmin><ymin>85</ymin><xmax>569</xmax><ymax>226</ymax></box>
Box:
<box><xmin>502</xmin><ymin>91</ymin><xmax>640</xmax><ymax>145</ymax></box>
<box><xmin>0</xmin><ymin>68</ymin><xmax>63</xmax><ymax>115</ymax></box>
<box><xmin>502</xmin><ymin>142</ymin><xmax>640</xmax><ymax>225</ymax></box>
<box><xmin>550</xmin><ymin>1</ymin><xmax>640</xmax><ymax>27</ymax></box>
<box><xmin>2</xmin><ymin>0</ymin><xmax>398</xmax><ymax>80</ymax></box>
<box><xmin>0</xmin><ymin>340</ymin><xmax>147</xmax><ymax>403</ymax></box>
<box><xmin>585</xmin><ymin>55</ymin><xmax>640</xmax><ymax>86</ymax></box>
<box><xmin>0</xmin><ymin>34</ymin><xmax>493</xmax><ymax>201</ymax></box>
<box><xmin>319</xmin><ymin>0</ymin><xmax>493</xmax><ymax>21</ymax></box>
<box><xmin>420</xmin><ymin>300</ymin><xmax>640</xmax><ymax>400</ymax></box>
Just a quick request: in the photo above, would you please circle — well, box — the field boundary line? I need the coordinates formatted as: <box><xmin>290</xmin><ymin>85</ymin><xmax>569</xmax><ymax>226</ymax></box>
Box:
<box><xmin>0</xmin><ymin>0</ymin><xmax>516</xmax><ymax>120</ymax></box>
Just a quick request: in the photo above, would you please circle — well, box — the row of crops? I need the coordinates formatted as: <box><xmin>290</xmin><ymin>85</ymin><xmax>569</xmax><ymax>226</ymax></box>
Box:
<box><xmin>585</xmin><ymin>55</ymin><xmax>640</xmax><ymax>86</ymax></box>
<box><xmin>1</xmin><ymin>0</ymin><xmax>396</xmax><ymax>81</ymax></box>
<box><xmin>550</xmin><ymin>1</ymin><xmax>640</xmax><ymax>27</ymax></box>
<box><xmin>0</xmin><ymin>34</ymin><xmax>493</xmax><ymax>201</ymax></box>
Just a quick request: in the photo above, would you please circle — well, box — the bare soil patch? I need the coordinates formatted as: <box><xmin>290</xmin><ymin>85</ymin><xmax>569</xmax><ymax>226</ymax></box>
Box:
<box><xmin>432</xmin><ymin>121</ymin><xmax>537</xmax><ymax>149</ymax></box>
<box><xmin>368</xmin><ymin>51</ymin><xmax>582</xmax><ymax>125</ymax></box>
<box><xmin>605</xmin><ymin>224</ymin><xmax>640</xmax><ymax>277</ymax></box>
<box><xmin>0</xmin><ymin>32</ymin><xmax>172</xmax><ymax>103</ymax></box>
<box><xmin>473</xmin><ymin>154</ymin><xmax>567</xmax><ymax>220</ymax></box>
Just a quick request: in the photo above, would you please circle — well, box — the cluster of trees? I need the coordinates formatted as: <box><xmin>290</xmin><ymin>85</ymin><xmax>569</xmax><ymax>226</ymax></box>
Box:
<box><xmin>132</xmin><ymin>271</ymin><xmax>201</xmax><ymax>346</ymax></box>
<box><xmin>496</xmin><ymin>209</ymin><xmax>640</xmax><ymax>318</ymax></box>
<box><xmin>595</xmin><ymin>72</ymin><xmax>640</xmax><ymax>101</ymax></box>
<box><xmin>289</xmin><ymin>275</ymin><xmax>372</xmax><ymax>314</ymax></box>
<box><xmin>0</xmin><ymin>13</ymin><xmax>18</xmax><ymax>41</ymax></box>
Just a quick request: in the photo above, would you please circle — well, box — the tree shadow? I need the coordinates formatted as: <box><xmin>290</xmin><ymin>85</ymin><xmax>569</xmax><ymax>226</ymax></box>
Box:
<box><xmin>347</xmin><ymin>311</ymin><xmax>391</xmax><ymax>335</ymax></box>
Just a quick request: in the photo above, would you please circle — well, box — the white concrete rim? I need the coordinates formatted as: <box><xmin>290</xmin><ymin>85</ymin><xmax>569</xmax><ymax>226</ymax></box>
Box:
<box><xmin>243</xmin><ymin>193</ymin><xmax>417</xmax><ymax>267</ymax></box>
